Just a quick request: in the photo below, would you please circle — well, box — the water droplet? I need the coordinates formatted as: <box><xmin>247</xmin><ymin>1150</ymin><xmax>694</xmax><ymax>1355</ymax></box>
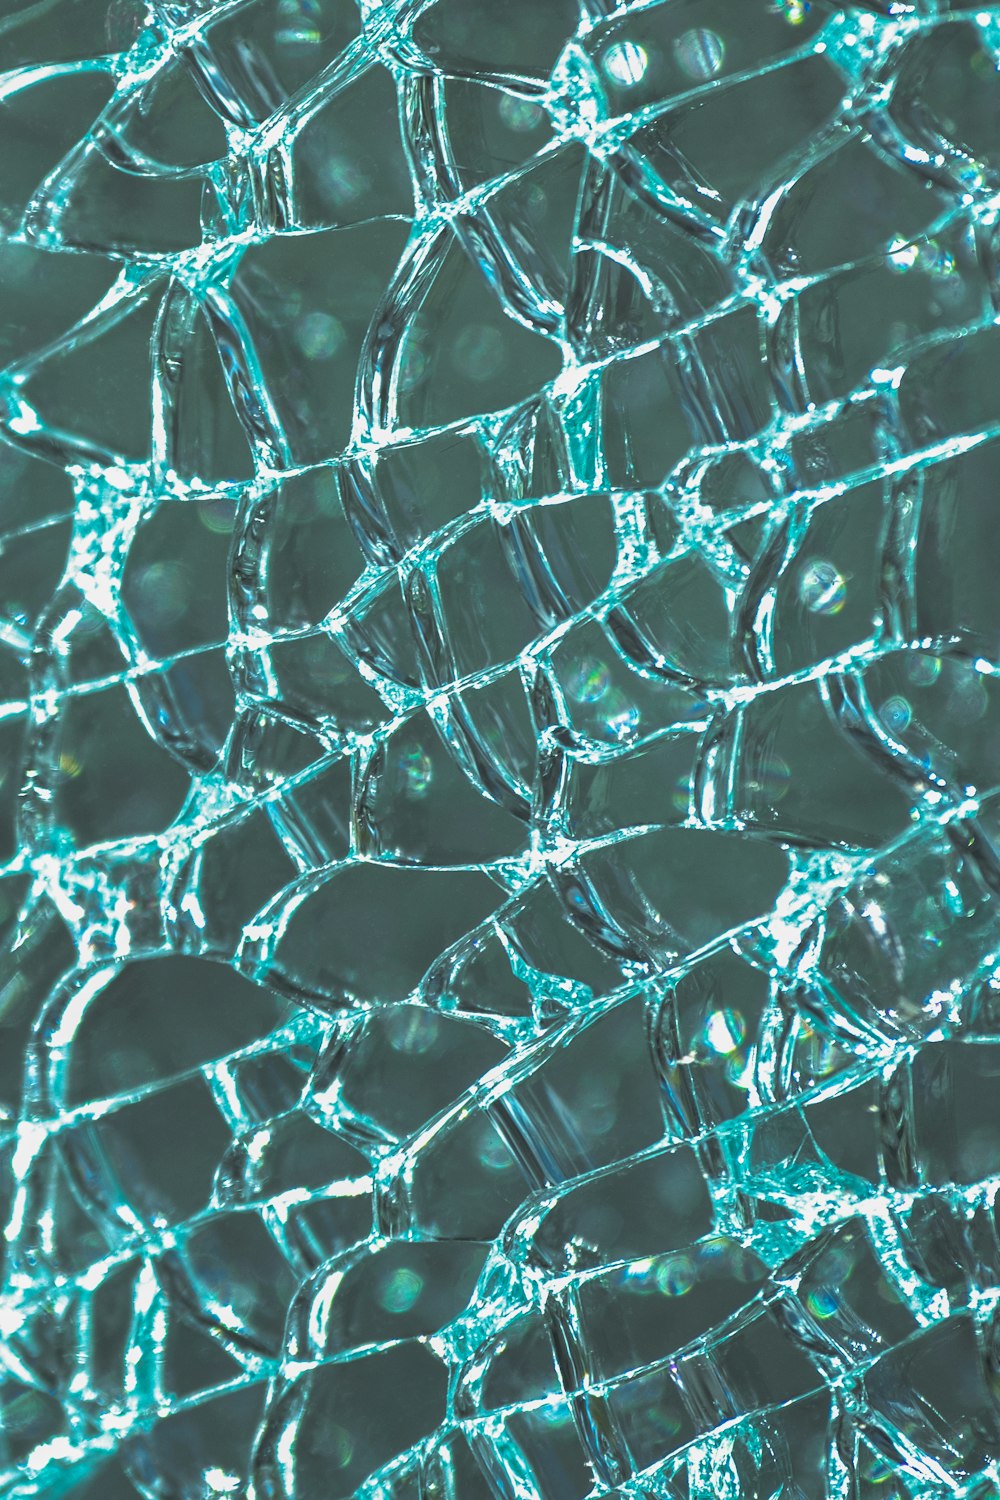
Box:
<box><xmin>798</xmin><ymin>559</ymin><xmax>846</xmax><ymax>615</ymax></box>
<box><xmin>602</xmin><ymin>40</ymin><xmax>649</xmax><ymax>87</ymax></box>
<box><xmin>704</xmin><ymin>1008</ymin><xmax>745</xmax><ymax>1055</ymax></box>
<box><xmin>673</xmin><ymin>29</ymin><xmax>725</xmax><ymax>81</ymax></box>
<box><xmin>297</xmin><ymin>312</ymin><xmax>345</xmax><ymax>361</ymax></box>
<box><xmin>400</xmin><ymin>746</ymin><xmax>434</xmax><ymax>797</ymax></box>
<box><xmin>498</xmin><ymin>95</ymin><xmax>546</xmax><ymax>132</ymax></box>
<box><xmin>879</xmin><ymin>695</ymin><xmax>912</xmax><ymax>734</ymax></box>
<box><xmin>380</xmin><ymin>1266</ymin><xmax>424</xmax><ymax>1313</ymax></box>
<box><xmin>568</xmin><ymin>658</ymin><xmax>610</xmax><ymax>703</ymax></box>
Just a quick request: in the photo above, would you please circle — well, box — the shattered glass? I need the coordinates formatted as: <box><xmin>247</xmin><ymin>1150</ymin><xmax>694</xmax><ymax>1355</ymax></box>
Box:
<box><xmin>3</xmin><ymin>0</ymin><xmax>1000</xmax><ymax>1493</ymax></box>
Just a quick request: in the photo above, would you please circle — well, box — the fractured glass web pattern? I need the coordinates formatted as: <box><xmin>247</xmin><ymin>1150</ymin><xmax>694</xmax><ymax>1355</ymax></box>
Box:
<box><xmin>4</xmin><ymin>0</ymin><xmax>1000</xmax><ymax>1494</ymax></box>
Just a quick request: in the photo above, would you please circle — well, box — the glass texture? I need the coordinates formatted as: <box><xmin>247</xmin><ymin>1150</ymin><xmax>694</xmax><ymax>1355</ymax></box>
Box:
<box><xmin>0</xmin><ymin>0</ymin><xmax>999</xmax><ymax>1496</ymax></box>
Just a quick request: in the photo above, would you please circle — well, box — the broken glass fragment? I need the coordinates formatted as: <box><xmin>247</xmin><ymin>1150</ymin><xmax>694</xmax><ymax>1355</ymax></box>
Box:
<box><xmin>1</xmin><ymin>0</ymin><xmax>1000</xmax><ymax>1495</ymax></box>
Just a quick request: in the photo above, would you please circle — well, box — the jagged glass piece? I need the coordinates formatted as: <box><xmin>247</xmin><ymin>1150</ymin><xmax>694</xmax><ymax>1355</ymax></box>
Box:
<box><xmin>1</xmin><ymin>0</ymin><xmax>1000</xmax><ymax>1495</ymax></box>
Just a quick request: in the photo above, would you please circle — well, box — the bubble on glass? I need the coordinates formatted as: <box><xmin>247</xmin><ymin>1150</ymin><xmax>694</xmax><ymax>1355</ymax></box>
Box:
<box><xmin>887</xmin><ymin>237</ymin><xmax>920</xmax><ymax>273</ymax></box>
<box><xmin>199</xmin><ymin>501</ymin><xmax>236</xmax><ymax>535</ymax></box>
<box><xmin>879</xmin><ymin>695</ymin><xmax>912</xmax><ymax>735</ymax></box>
<box><xmin>906</xmin><ymin>653</ymin><xmax>942</xmax><ymax>687</ymax></box>
<box><xmin>602</xmin><ymin>41</ymin><xmax>649</xmax><ymax>88</ymax></box>
<box><xmin>400</xmin><ymin>745</ymin><xmax>434</xmax><ymax>798</ymax></box>
<box><xmin>498</xmin><ymin>94</ymin><xmax>546</xmax><ymax>132</ymax></box>
<box><xmin>785</xmin><ymin>0</ymin><xmax>809</xmax><ymax>20</ymax></box>
<box><xmin>0</xmin><ymin>440</ymin><xmax>26</xmax><ymax>483</ymax></box>
<box><xmin>746</xmin><ymin>756</ymin><xmax>791</xmax><ymax>803</ymax></box>
<box><xmin>205</xmin><ymin>1467</ymin><xmax>241</xmax><ymax>1495</ymax></box>
<box><xmin>972</xmin><ymin>45</ymin><xmax>999</xmax><ymax>81</ymax></box>
<box><xmin>947</xmin><ymin>664</ymin><xmax>988</xmax><ymax>724</ymax></box>
<box><xmin>398</xmin><ymin>329</ymin><xmax>430</xmax><ymax>392</ymax></box>
<box><xmin>568</xmin><ymin>658</ymin><xmax>610</xmax><ymax>704</ymax></box>
<box><xmin>703</xmin><ymin>1008</ymin><xmax>745</xmax><ymax>1055</ymax></box>
<box><xmin>297</xmin><ymin>312</ymin><xmax>345</xmax><ymax>361</ymax></box>
<box><xmin>603</xmin><ymin>691</ymin><xmax>641</xmax><ymax>739</ymax></box>
<box><xmin>478</xmin><ymin>1130</ymin><xmax>513</xmax><ymax>1172</ymax></box>
<box><xmin>936</xmin><ymin>275</ymin><xmax>971</xmax><ymax>313</ymax></box>
<box><xmin>134</xmin><ymin>562</ymin><xmax>190</xmax><ymax>626</ymax></box>
<box><xmin>724</xmin><ymin>1051</ymin><xmax>753</xmax><ymax>1089</ymax></box>
<box><xmin>321</xmin><ymin>1426</ymin><xmax>354</xmax><ymax>1469</ymax></box>
<box><xmin>322</xmin><ymin>157</ymin><xmax>368</xmax><ymax>205</ymax></box>
<box><xmin>380</xmin><ymin>1266</ymin><xmax>424</xmax><ymax>1313</ymax></box>
<box><xmin>673</xmin><ymin>29</ymin><xmax>725</xmax><ymax>81</ymax></box>
<box><xmin>672</xmin><ymin>772</ymin><xmax>691</xmax><ymax>816</ymax></box>
<box><xmin>805</xmin><ymin>1286</ymin><xmax>839</xmax><ymax>1320</ymax></box>
<box><xmin>865</xmin><ymin>1449</ymin><xmax>898</xmax><ymax>1483</ymax></box>
<box><xmin>655</xmin><ymin>1256</ymin><xmax>694</xmax><ymax>1297</ymax></box>
<box><xmin>105</xmin><ymin>0</ymin><xmax>146</xmax><ymax>49</ymax></box>
<box><xmin>385</xmin><ymin>1008</ymin><xmax>440</xmax><ymax>1054</ymax></box>
<box><xmin>275</xmin><ymin>0</ymin><xmax>322</xmax><ymax>44</ymax></box>
<box><xmin>579</xmin><ymin>1082</ymin><xmax>617</xmax><ymax>1137</ymax></box>
<box><xmin>267</xmin><ymin>285</ymin><xmax>304</xmax><ymax>322</ymax></box>
<box><xmin>522</xmin><ymin>185</ymin><xmax>550</xmax><ymax>221</ymax></box>
<box><xmin>452</xmin><ymin>325</ymin><xmax>505</xmax><ymax>382</ymax></box>
<box><xmin>798</xmin><ymin>559</ymin><xmax>846</xmax><ymax>616</ymax></box>
<box><xmin>799</xmin><ymin>1025</ymin><xmax>843</xmax><ymax>1080</ymax></box>
<box><xmin>918</xmin><ymin>243</ymin><xmax>957</xmax><ymax>279</ymax></box>
<box><xmin>76</xmin><ymin>607</ymin><xmax>107</xmax><ymax>637</ymax></box>
<box><xmin>958</xmin><ymin>1125</ymin><xmax>1000</xmax><ymax>1182</ymax></box>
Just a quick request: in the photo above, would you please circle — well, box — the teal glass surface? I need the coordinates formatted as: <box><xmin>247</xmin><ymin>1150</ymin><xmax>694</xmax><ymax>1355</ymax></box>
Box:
<box><xmin>0</xmin><ymin>0</ymin><xmax>1000</xmax><ymax>1495</ymax></box>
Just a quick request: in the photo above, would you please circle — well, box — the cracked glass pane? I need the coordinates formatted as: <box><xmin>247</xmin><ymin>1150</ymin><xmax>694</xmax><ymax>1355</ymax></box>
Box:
<box><xmin>1</xmin><ymin>0</ymin><xmax>1000</xmax><ymax>1495</ymax></box>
